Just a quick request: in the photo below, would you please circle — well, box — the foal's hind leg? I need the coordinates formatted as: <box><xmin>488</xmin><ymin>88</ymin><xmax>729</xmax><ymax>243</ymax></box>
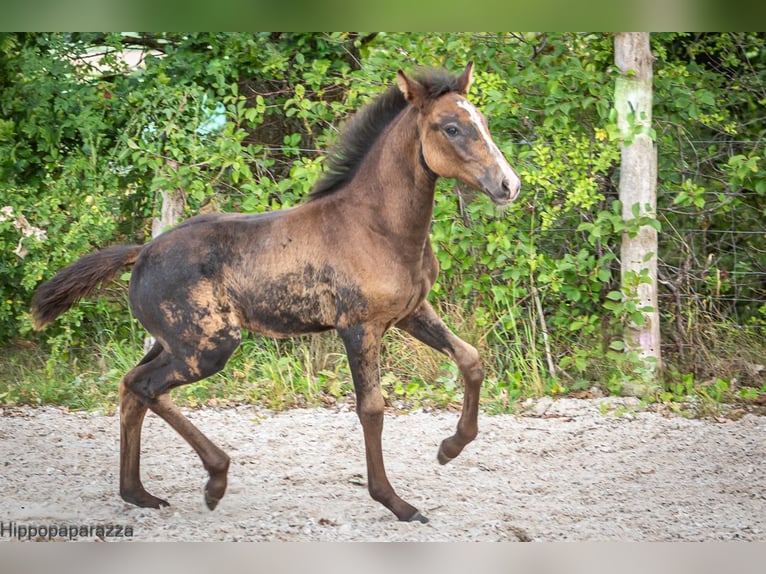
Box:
<box><xmin>120</xmin><ymin>342</ymin><xmax>170</xmax><ymax>507</ymax></box>
<box><xmin>120</xmin><ymin>334</ymin><xmax>239</xmax><ymax>510</ymax></box>
<box><xmin>396</xmin><ymin>301</ymin><xmax>484</xmax><ymax>464</ymax></box>
<box><xmin>146</xmin><ymin>393</ymin><xmax>231</xmax><ymax>510</ymax></box>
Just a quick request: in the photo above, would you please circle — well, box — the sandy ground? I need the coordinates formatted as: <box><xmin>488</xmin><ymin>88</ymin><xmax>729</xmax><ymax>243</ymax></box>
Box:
<box><xmin>0</xmin><ymin>398</ymin><xmax>764</xmax><ymax>542</ymax></box>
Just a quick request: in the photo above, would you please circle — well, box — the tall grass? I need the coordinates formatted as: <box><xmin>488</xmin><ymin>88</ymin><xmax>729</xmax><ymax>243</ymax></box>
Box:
<box><xmin>1</xmin><ymin>295</ymin><xmax>763</xmax><ymax>414</ymax></box>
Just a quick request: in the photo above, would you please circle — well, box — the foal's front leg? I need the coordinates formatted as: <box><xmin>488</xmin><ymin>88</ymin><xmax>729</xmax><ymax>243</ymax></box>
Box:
<box><xmin>396</xmin><ymin>301</ymin><xmax>484</xmax><ymax>464</ymax></box>
<box><xmin>338</xmin><ymin>324</ymin><xmax>428</xmax><ymax>523</ymax></box>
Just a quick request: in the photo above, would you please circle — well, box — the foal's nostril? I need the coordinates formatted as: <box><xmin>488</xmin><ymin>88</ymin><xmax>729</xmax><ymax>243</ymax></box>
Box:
<box><xmin>501</xmin><ymin>178</ymin><xmax>510</xmax><ymax>192</ymax></box>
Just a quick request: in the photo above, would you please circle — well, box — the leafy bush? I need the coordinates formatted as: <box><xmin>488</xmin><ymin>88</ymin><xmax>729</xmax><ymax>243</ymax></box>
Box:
<box><xmin>1</xmin><ymin>32</ymin><xmax>763</xmax><ymax>409</ymax></box>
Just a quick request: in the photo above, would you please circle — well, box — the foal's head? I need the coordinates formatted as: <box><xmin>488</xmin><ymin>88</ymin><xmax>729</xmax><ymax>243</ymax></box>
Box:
<box><xmin>397</xmin><ymin>61</ymin><xmax>521</xmax><ymax>206</ymax></box>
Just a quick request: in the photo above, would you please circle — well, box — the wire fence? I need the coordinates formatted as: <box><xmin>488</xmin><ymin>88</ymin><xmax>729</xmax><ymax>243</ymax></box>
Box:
<box><xmin>257</xmin><ymin>138</ymin><xmax>765</xmax><ymax>330</ymax></box>
<box><xmin>656</xmin><ymin>197</ymin><xmax>765</xmax><ymax>330</ymax></box>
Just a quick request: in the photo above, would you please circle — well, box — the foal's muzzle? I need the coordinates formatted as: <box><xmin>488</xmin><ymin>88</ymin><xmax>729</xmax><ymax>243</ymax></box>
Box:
<box><xmin>480</xmin><ymin>170</ymin><xmax>521</xmax><ymax>206</ymax></box>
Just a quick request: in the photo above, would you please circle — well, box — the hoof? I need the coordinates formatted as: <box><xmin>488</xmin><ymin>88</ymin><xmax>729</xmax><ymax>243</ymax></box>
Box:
<box><xmin>121</xmin><ymin>489</ymin><xmax>170</xmax><ymax>509</ymax></box>
<box><xmin>204</xmin><ymin>492</ymin><xmax>221</xmax><ymax>511</ymax></box>
<box><xmin>407</xmin><ymin>511</ymin><xmax>429</xmax><ymax>524</ymax></box>
<box><xmin>437</xmin><ymin>444</ymin><xmax>454</xmax><ymax>465</ymax></box>
<box><xmin>204</xmin><ymin>476</ymin><xmax>227</xmax><ymax>511</ymax></box>
<box><xmin>205</xmin><ymin>496</ymin><xmax>221</xmax><ymax>510</ymax></box>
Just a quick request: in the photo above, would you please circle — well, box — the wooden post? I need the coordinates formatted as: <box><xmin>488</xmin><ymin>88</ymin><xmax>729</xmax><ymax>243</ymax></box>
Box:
<box><xmin>151</xmin><ymin>160</ymin><xmax>185</xmax><ymax>239</ymax></box>
<box><xmin>614</xmin><ymin>32</ymin><xmax>662</xmax><ymax>381</ymax></box>
<box><xmin>144</xmin><ymin>159</ymin><xmax>185</xmax><ymax>354</ymax></box>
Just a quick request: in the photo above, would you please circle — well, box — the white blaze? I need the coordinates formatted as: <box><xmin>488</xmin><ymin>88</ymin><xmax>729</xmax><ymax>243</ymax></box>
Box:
<box><xmin>457</xmin><ymin>99</ymin><xmax>520</xmax><ymax>194</ymax></box>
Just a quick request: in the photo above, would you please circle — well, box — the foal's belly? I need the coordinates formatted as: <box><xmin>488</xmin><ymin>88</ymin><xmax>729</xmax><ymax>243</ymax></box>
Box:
<box><xmin>229</xmin><ymin>261</ymin><xmax>430</xmax><ymax>338</ymax></box>
<box><xmin>230</xmin><ymin>263</ymin><xmax>357</xmax><ymax>338</ymax></box>
<box><xmin>237</xmin><ymin>289</ymin><xmax>336</xmax><ymax>338</ymax></box>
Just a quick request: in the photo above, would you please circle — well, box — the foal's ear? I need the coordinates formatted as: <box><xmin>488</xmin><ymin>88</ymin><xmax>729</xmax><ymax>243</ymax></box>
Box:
<box><xmin>397</xmin><ymin>70</ymin><xmax>428</xmax><ymax>109</ymax></box>
<box><xmin>456</xmin><ymin>60</ymin><xmax>474</xmax><ymax>95</ymax></box>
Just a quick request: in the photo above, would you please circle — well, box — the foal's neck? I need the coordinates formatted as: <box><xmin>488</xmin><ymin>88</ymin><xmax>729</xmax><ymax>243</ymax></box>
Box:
<box><xmin>364</xmin><ymin>107</ymin><xmax>437</xmax><ymax>246</ymax></box>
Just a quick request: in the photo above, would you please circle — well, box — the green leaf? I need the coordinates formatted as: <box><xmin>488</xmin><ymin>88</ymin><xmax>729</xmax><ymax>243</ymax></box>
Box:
<box><xmin>569</xmin><ymin>320</ymin><xmax>585</xmax><ymax>331</ymax></box>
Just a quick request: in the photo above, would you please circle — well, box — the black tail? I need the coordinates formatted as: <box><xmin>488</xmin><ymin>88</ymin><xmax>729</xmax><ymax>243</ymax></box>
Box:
<box><xmin>31</xmin><ymin>244</ymin><xmax>143</xmax><ymax>330</ymax></box>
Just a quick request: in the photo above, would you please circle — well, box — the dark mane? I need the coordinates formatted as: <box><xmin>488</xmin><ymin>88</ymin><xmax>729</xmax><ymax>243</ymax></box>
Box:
<box><xmin>308</xmin><ymin>68</ymin><xmax>463</xmax><ymax>200</ymax></box>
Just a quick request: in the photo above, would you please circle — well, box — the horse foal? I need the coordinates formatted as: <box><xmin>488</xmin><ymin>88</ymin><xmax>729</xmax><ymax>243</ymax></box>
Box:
<box><xmin>31</xmin><ymin>62</ymin><xmax>520</xmax><ymax>523</ymax></box>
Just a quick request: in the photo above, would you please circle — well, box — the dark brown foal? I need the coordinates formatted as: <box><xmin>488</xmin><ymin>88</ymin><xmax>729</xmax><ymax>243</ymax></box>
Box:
<box><xmin>31</xmin><ymin>61</ymin><xmax>520</xmax><ymax>523</ymax></box>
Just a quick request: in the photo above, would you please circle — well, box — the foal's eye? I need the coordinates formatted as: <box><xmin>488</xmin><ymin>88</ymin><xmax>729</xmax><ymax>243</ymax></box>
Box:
<box><xmin>444</xmin><ymin>125</ymin><xmax>460</xmax><ymax>137</ymax></box>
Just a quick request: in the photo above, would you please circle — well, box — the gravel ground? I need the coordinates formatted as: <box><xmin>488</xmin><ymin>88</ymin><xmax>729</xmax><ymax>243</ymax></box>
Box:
<box><xmin>1</xmin><ymin>398</ymin><xmax>764</xmax><ymax>542</ymax></box>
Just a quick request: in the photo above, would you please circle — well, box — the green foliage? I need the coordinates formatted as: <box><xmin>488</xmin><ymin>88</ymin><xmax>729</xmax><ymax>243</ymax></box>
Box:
<box><xmin>652</xmin><ymin>33</ymin><xmax>765</xmax><ymax>331</ymax></box>
<box><xmin>1</xmin><ymin>33</ymin><xmax>763</xmax><ymax>411</ymax></box>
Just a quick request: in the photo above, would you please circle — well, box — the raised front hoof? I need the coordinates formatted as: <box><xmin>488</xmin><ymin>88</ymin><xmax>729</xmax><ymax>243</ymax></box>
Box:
<box><xmin>437</xmin><ymin>439</ymin><xmax>459</xmax><ymax>465</ymax></box>
<box><xmin>204</xmin><ymin>491</ymin><xmax>223</xmax><ymax>511</ymax></box>
<box><xmin>204</xmin><ymin>476</ymin><xmax>227</xmax><ymax>511</ymax></box>
<box><xmin>120</xmin><ymin>489</ymin><xmax>169</xmax><ymax>509</ymax></box>
<box><xmin>437</xmin><ymin>446</ymin><xmax>455</xmax><ymax>465</ymax></box>
<box><xmin>437</xmin><ymin>433</ymin><xmax>474</xmax><ymax>465</ymax></box>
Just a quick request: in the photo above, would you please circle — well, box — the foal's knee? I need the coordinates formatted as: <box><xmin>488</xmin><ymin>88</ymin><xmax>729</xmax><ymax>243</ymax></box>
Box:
<box><xmin>356</xmin><ymin>390</ymin><xmax>385</xmax><ymax>423</ymax></box>
<box><xmin>456</xmin><ymin>343</ymin><xmax>484</xmax><ymax>384</ymax></box>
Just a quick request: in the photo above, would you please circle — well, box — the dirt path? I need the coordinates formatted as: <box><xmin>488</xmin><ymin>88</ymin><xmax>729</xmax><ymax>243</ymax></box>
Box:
<box><xmin>1</xmin><ymin>398</ymin><xmax>764</xmax><ymax>541</ymax></box>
